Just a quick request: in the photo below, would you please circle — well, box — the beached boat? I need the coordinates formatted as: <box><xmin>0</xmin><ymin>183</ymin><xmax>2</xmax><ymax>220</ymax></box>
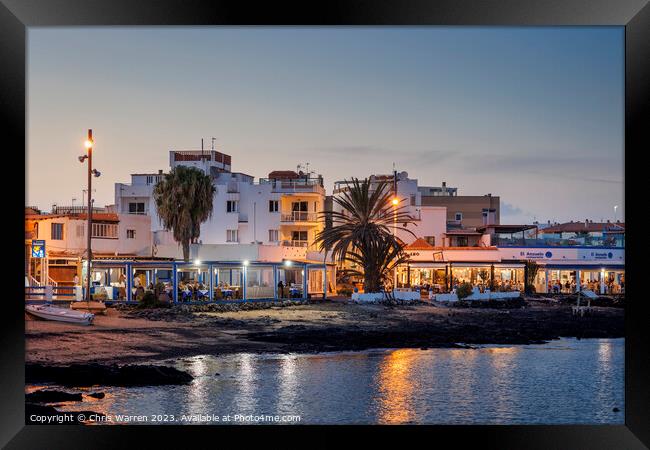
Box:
<box><xmin>70</xmin><ymin>301</ymin><xmax>107</xmax><ymax>315</ymax></box>
<box><xmin>25</xmin><ymin>304</ymin><xmax>94</xmax><ymax>325</ymax></box>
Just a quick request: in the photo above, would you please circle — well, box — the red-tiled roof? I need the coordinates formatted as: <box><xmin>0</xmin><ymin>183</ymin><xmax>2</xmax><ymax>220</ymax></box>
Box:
<box><xmin>541</xmin><ymin>222</ymin><xmax>625</xmax><ymax>234</ymax></box>
<box><xmin>405</xmin><ymin>238</ymin><xmax>435</xmax><ymax>250</ymax></box>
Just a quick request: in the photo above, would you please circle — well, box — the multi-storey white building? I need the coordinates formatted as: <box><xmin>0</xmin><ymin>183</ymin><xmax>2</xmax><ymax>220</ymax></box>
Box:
<box><xmin>333</xmin><ymin>171</ymin><xmax>448</xmax><ymax>248</ymax></box>
<box><xmin>115</xmin><ymin>150</ymin><xmax>326</xmax><ymax>253</ymax></box>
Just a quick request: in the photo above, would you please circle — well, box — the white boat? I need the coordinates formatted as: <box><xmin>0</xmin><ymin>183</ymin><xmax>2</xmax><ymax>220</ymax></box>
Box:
<box><xmin>25</xmin><ymin>304</ymin><xmax>94</xmax><ymax>325</ymax></box>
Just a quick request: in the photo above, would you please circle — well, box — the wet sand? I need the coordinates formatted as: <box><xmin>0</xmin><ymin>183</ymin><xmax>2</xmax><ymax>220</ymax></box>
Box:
<box><xmin>25</xmin><ymin>300</ymin><xmax>624</xmax><ymax>366</ymax></box>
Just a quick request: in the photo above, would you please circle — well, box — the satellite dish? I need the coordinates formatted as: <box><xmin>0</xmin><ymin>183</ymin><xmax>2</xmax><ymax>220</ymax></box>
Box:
<box><xmin>400</xmin><ymin>171</ymin><xmax>408</xmax><ymax>179</ymax></box>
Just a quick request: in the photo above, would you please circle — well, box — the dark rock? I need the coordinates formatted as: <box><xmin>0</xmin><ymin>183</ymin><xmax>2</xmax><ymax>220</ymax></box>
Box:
<box><xmin>26</xmin><ymin>389</ymin><xmax>82</xmax><ymax>403</ymax></box>
<box><xmin>214</xmin><ymin>372</ymin><xmax>220</xmax><ymax>376</ymax></box>
<box><xmin>87</xmin><ymin>392</ymin><xmax>105</xmax><ymax>399</ymax></box>
<box><xmin>26</xmin><ymin>363</ymin><xmax>193</xmax><ymax>387</ymax></box>
<box><xmin>613</xmin><ymin>407</ymin><xmax>620</xmax><ymax>412</ymax></box>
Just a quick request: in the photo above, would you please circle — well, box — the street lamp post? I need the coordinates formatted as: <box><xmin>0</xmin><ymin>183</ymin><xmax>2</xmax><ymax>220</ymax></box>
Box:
<box><xmin>79</xmin><ymin>129</ymin><xmax>100</xmax><ymax>302</ymax></box>
<box><xmin>392</xmin><ymin>197</ymin><xmax>399</xmax><ymax>290</ymax></box>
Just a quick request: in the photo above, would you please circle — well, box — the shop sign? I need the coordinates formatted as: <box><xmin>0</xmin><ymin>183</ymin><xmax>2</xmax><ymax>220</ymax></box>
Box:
<box><xmin>31</xmin><ymin>240</ymin><xmax>45</xmax><ymax>258</ymax></box>
<box><xmin>517</xmin><ymin>251</ymin><xmax>550</xmax><ymax>259</ymax></box>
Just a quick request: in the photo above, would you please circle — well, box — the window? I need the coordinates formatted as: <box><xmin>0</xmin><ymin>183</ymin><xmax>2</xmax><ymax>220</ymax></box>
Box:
<box><xmin>126</xmin><ymin>229</ymin><xmax>136</xmax><ymax>239</ymax></box>
<box><xmin>51</xmin><ymin>223</ymin><xmax>64</xmax><ymax>240</ymax></box>
<box><xmin>92</xmin><ymin>223</ymin><xmax>118</xmax><ymax>239</ymax></box>
<box><xmin>128</xmin><ymin>202</ymin><xmax>145</xmax><ymax>214</ymax></box>
<box><xmin>292</xmin><ymin>201</ymin><xmax>308</xmax><ymax>212</ymax></box>
<box><xmin>456</xmin><ymin>236</ymin><xmax>469</xmax><ymax>247</ymax></box>
<box><xmin>269</xmin><ymin>200</ymin><xmax>279</xmax><ymax>212</ymax></box>
<box><xmin>424</xmin><ymin>236</ymin><xmax>435</xmax><ymax>246</ymax></box>
<box><xmin>268</xmin><ymin>229</ymin><xmax>279</xmax><ymax>242</ymax></box>
<box><xmin>455</xmin><ymin>212</ymin><xmax>463</xmax><ymax>221</ymax></box>
<box><xmin>76</xmin><ymin>224</ymin><xmax>85</xmax><ymax>237</ymax></box>
<box><xmin>226</xmin><ymin>200</ymin><xmax>239</xmax><ymax>213</ymax></box>
<box><xmin>292</xmin><ymin>230</ymin><xmax>308</xmax><ymax>242</ymax></box>
<box><xmin>226</xmin><ymin>229</ymin><xmax>239</xmax><ymax>242</ymax></box>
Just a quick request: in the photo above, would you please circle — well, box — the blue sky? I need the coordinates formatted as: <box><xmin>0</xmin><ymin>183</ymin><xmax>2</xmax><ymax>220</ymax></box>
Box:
<box><xmin>27</xmin><ymin>27</ymin><xmax>624</xmax><ymax>223</ymax></box>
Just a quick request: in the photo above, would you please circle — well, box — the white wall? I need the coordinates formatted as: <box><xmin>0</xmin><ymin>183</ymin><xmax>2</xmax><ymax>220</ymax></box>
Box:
<box><xmin>33</xmin><ymin>214</ymin><xmax>152</xmax><ymax>257</ymax></box>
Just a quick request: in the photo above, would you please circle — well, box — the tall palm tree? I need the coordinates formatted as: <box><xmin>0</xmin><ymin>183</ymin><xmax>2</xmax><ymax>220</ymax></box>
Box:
<box><xmin>153</xmin><ymin>166</ymin><xmax>215</xmax><ymax>261</ymax></box>
<box><xmin>315</xmin><ymin>178</ymin><xmax>416</xmax><ymax>293</ymax></box>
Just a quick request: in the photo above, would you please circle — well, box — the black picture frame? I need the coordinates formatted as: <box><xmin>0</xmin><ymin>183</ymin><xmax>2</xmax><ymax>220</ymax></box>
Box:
<box><xmin>1</xmin><ymin>0</ymin><xmax>648</xmax><ymax>448</ymax></box>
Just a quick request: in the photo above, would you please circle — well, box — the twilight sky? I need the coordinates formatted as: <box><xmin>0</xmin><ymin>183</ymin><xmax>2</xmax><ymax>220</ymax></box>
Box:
<box><xmin>27</xmin><ymin>27</ymin><xmax>624</xmax><ymax>224</ymax></box>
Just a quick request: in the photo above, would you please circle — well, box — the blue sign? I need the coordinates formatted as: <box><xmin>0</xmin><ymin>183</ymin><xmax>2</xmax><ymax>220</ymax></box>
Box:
<box><xmin>545</xmin><ymin>251</ymin><xmax>553</xmax><ymax>258</ymax></box>
<box><xmin>31</xmin><ymin>240</ymin><xmax>45</xmax><ymax>258</ymax></box>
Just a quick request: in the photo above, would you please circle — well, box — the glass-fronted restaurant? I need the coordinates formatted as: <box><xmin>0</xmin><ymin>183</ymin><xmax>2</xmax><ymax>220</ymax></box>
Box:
<box><xmin>88</xmin><ymin>259</ymin><xmax>336</xmax><ymax>303</ymax></box>
<box><xmin>397</xmin><ymin>262</ymin><xmax>525</xmax><ymax>293</ymax></box>
<box><xmin>398</xmin><ymin>239</ymin><xmax>526</xmax><ymax>294</ymax></box>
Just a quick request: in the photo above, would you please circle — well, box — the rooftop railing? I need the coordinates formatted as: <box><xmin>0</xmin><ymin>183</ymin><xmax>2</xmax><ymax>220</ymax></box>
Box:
<box><xmin>258</xmin><ymin>178</ymin><xmax>324</xmax><ymax>193</ymax></box>
<box><xmin>493</xmin><ymin>236</ymin><xmax>624</xmax><ymax>248</ymax></box>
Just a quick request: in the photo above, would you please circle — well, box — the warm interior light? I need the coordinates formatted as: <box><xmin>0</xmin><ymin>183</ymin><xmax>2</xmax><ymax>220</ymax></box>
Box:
<box><xmin>84</xmin><ymin>139</ymin><xmax>94</xmax><ymax>149</ymax></box>
<box><xmin>392</xmin><ymin>198</ymin><xmax>399</xmax><ymax>206</ymax></box>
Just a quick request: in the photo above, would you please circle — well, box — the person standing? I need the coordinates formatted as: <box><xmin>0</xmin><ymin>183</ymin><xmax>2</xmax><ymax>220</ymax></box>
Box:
<box><xmin>277</xmin><ymin>280</ymin><xmax>285</xmax><ymax>299</ymax></box>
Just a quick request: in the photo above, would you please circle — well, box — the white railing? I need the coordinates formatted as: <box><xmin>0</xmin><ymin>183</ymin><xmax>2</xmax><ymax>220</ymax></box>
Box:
<box><xmin>280</xmin><ymin>211</ymin><xmax>319</xmax><ymax>222</ymax></box>
<box><xmin>47</xmin><ymin>277</ymin><xmax>58</xmax><ymax>287</ymax></box>
<box><xmin>29</xmin><ymin>275</ymin><xmax>41</xmax><ymax>286</ymax></box>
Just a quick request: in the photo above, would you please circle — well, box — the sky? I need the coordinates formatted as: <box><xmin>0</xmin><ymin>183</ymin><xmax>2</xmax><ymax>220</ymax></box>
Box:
<box><xmin>27</xmin><ymin>27</ymin><xmax>624</xmax><ymax>224</ymax></box>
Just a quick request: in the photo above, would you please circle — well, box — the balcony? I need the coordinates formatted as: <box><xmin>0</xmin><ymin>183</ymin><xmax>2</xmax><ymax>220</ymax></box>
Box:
<box><xmin>280</xmin><ymin>211</ymin><xmax>319</xmax><ymax>223</ymax></box>
<box><xmin>258</xmin><ymin>178</ymin><xmax>325</xmax><ymax>195</ymax></box>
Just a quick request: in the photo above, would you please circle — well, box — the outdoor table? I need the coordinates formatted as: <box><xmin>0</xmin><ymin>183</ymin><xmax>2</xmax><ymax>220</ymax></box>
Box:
<box><xmin>222</xmin><ymin>289</ymin><xmax>234</xmax><ymax>299</ymax></box>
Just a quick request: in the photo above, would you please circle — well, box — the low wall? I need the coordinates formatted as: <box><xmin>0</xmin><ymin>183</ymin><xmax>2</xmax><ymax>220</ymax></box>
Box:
<box><xmin>433</xmin><ymin>291</ymin><xmax>521</xmax><ymax>302</ymax></box>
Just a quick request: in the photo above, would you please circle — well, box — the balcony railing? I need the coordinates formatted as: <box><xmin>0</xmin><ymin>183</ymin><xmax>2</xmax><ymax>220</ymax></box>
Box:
<box><xmin>281</xmin><ymin>211</ymin><xmax>319</xmax><ymax>222</ymax></box>
<box><xmin>258</xmin><ymin>178</ymin><xmax>324</xmax><ymax>194</ymax></box>
<box><xmin>493</xmin><ymin>236</ymin><xmax>624</xmax><ymax>248</ymax></box>
<box><xmin>51</xmin><ymin>206</ymin><xmax>107</xmax><ymax>215</ymax></box>
<box><xmin>280</xmin><ymin>240</ymin><xmax>313</xmax><ymax>248</ymax></box>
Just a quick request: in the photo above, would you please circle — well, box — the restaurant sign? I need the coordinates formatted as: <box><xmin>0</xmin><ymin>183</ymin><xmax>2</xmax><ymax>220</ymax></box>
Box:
<box><xmin>31</xmin><ymin>239</ymin><xmax>45</xmax><ymax>258</ymax></box>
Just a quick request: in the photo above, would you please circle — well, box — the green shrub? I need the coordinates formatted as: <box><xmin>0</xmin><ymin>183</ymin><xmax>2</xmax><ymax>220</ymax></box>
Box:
<box><xmin>456</xmin><ymin>282</ymin><xmax>473</xmax><ymax>300</ymax></box>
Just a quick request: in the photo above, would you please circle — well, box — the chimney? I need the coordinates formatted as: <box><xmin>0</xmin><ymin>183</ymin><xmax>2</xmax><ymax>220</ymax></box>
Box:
<box><xmin>158</xmin><ymin>169</ymin><xmax>163</xmax><ymax>174</ymax></box>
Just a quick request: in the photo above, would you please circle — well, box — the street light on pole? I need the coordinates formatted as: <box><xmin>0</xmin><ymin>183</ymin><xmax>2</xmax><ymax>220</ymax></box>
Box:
<box><xmin>79</xmin><ymin>129</ymin><xmax>100</xmax><ymax>302</ymax></box>
<box><xmin>392</xmin><ymin>197</ymin><xmax>398</xmax><ymax>290</ymax></box>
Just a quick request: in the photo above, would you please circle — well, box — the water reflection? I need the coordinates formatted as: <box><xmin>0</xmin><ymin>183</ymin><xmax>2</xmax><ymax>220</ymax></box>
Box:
<box><xmin>236</xmin><ymin>353</ymin><xmax>258</xmax><ymax>412</ymax></box>
<box><xmin>43</xmin><ymin>338</ymin><xmax>624</xmax><ymax>425</ymax></box>
<box><xmin>375</xmin><ymin>349</ymin><xmax>419</xmax><ymax>424</ymax></box>
<box><xmin>277</xmin><ymin>354</ymin><xmax>299</xmax><ymax>414</ymax></box>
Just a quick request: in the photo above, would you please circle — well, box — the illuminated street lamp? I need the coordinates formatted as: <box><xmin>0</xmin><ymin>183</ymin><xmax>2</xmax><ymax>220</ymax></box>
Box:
<box><xmin>392</xmin><ymin>197</ymin><xmax>399</xmax><ymax>289</ymax></box>
<box><xmin>78</xmin><ymin>129</ymin><xmax>100</xmax><ymax>302</ymax></box>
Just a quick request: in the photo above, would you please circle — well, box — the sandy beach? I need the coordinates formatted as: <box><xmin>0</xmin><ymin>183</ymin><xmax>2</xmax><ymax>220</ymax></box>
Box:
<box><xmin>25</xmin><ymin>300</ymin><xmax>624</xmax><ymax>366</ymax></box>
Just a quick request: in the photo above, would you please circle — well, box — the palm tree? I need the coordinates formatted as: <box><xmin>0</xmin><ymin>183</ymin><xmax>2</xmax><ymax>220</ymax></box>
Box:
<box><xmin>315</xmin><ymin>178</ymin><xmax>416</xmax><ymax>293</ymax></box>
<box><xmin>153</xmin><ymin>166</ymin><xmax>215</xmax><ymax>261</ymax></box>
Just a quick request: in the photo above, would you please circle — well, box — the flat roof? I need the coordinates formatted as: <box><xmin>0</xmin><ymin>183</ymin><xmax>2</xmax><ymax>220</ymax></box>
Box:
<box><xmin>476</xmin><ymin>224</ymin><xmax>538</xmax><ymax>233</ymax></box>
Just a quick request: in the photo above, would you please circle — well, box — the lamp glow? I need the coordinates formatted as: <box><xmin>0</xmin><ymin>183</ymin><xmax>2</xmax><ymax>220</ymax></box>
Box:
<box><xmin>243</xmin><ymin>260</ymin><xmax>249</xmax><ymax>266</ymax></box>
<box><xmin>284</xmin><ymin>260</ymin><xmax>292</xmax><ymax>267</ymax></box>
<box><xmin>84</xmin><ymin>139</ymin><xmax>93</xmax><ymax>149</ymax></box>
<box><xmin>392</xmin><ymin>198</ymin><xmax>399</xmax><ymax>206</ymax></box>
<box><xmin>194</xmin><ymin>259</ymin><xmax>201</xmax><ymax>266</ymax></box>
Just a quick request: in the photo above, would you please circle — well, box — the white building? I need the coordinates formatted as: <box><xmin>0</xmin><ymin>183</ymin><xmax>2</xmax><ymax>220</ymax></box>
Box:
<box><xmin>115</xmin><ymin>150</ymin><xmax>329</xmax><ymax>258</ymax></box>
<box><xmin>332</xmin><ymin>171</ymin><xmax>447</xmax><ymax>248</ymax></box>
<box><xmin>25</xmin><ymin>207</ymin><xmax>152</xmax><ymax>286</ymax></box>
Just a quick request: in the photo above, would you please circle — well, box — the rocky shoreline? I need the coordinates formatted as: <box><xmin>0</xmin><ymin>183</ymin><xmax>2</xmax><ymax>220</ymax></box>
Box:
<box><xmin>26</xmin><ymin>299</ymin><xmax>624</xmax><ymax>366</ymax></box>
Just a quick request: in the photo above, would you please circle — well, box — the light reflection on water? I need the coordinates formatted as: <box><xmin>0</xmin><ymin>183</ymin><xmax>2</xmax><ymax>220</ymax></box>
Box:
<box><xmin>49</xmin><ymin>338</ymin><xmax>624</xmax><ymax>425</ymax></box>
